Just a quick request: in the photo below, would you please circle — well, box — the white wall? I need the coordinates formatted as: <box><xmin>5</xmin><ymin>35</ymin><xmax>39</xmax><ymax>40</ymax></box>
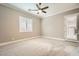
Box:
<box><xmin>41</xmin><ymin>8</ymin><xmax>79</xmax><ymax>39</ymax></box>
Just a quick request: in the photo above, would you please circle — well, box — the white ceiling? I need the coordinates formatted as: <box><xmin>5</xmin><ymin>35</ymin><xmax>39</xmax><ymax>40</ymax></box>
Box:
<box><xmin>5</xmin><ymin>3</ymin><xmax>79</xmax><ymax>18</ymax></box>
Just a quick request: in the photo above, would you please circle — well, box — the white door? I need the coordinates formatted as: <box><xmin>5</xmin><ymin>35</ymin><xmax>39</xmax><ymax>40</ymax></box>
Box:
<box><xmin>64</xmin><ymin>15</ymin><xmax>77</xmax><ymax>40</ymax></box>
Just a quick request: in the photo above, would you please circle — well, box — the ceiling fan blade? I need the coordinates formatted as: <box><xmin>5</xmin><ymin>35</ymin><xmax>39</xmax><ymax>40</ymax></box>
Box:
<box><xmin>36</xmin><ymin>4</ymin><xmax>40</xmax><ymax>9</ymax></box>
<box><xmin>28</xmin><ymin>9</ymin><xmax>38</xmax><ymax>11</ymax></box>
<box><xmin>37</xmin><ymin>12</ymin><xmax>39</xmax><ymax>14</ymax></box>
<box><xmin>41</xmin><ymin>6</ymin><xmax>49</xmax><ymax>10</ymax></box>
<box><xmin>42</xmin><ymin>10</ymin><xmax>46</xmax><ymax>13</ymax></box>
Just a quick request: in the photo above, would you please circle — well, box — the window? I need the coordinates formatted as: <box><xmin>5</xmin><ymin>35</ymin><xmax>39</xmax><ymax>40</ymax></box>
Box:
<box><xmin>19</xmin><ymin>16</ymin><xmax>32</xmax><ymax>32</ymax></box>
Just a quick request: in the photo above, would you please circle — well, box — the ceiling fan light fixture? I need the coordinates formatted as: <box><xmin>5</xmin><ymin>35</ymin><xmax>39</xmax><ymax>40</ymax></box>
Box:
<box><xmin>38</xmin><ymin>10</ymin><xmax>42</xmax><ymax>13</ymax></box>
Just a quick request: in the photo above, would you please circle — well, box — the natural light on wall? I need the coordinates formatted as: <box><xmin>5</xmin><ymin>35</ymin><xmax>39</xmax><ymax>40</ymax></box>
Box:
<box><xmin>19</xmin><ymin>16</ymin><xmax>32</xmax><ymax>32</ymax></box>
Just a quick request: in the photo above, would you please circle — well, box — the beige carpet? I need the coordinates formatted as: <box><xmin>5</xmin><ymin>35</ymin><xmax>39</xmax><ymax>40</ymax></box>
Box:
<box><xmin>0</xmin><ymin>38</ymin><xmax>79</xmax><ymax>56</ymax></box>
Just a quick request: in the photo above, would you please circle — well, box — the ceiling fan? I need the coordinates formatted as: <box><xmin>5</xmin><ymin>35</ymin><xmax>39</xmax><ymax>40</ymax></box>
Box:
<box><xmin>28</xmin><ymin>3</ymin><xmax>49</xmax><ymax>14</ymax></box>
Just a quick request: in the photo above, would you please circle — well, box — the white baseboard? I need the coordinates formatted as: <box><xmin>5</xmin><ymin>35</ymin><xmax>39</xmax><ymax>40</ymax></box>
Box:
<box><xmin>42</xmin><ymin>36</ymin><xmax>79</xmax><ymax>43</ymax></box>
<box><xmin>41</xmin><ymin>36</ymin><xmax>65</xmax><ymax>41</ymax></box>
<box><xmin>0</xmin><ymin>36</ymin><xmax>40</xmax><ymax>46</ymax></box>
<box><xmin>1</xmin><ymin>36</ymin><xmax>79</xmax><ymax>47</ymax></box>
<box><xmin>65</xmin><ymin>39</ymin><xmax>79</xmax><ymax>43</ymax></box>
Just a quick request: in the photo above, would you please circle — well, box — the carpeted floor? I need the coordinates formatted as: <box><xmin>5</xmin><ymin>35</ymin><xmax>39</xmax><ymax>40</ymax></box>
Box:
<box><xmin>0</xmin><ymin>38</ymin><xmax>79</xmax><ymax>56</ymax></box>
